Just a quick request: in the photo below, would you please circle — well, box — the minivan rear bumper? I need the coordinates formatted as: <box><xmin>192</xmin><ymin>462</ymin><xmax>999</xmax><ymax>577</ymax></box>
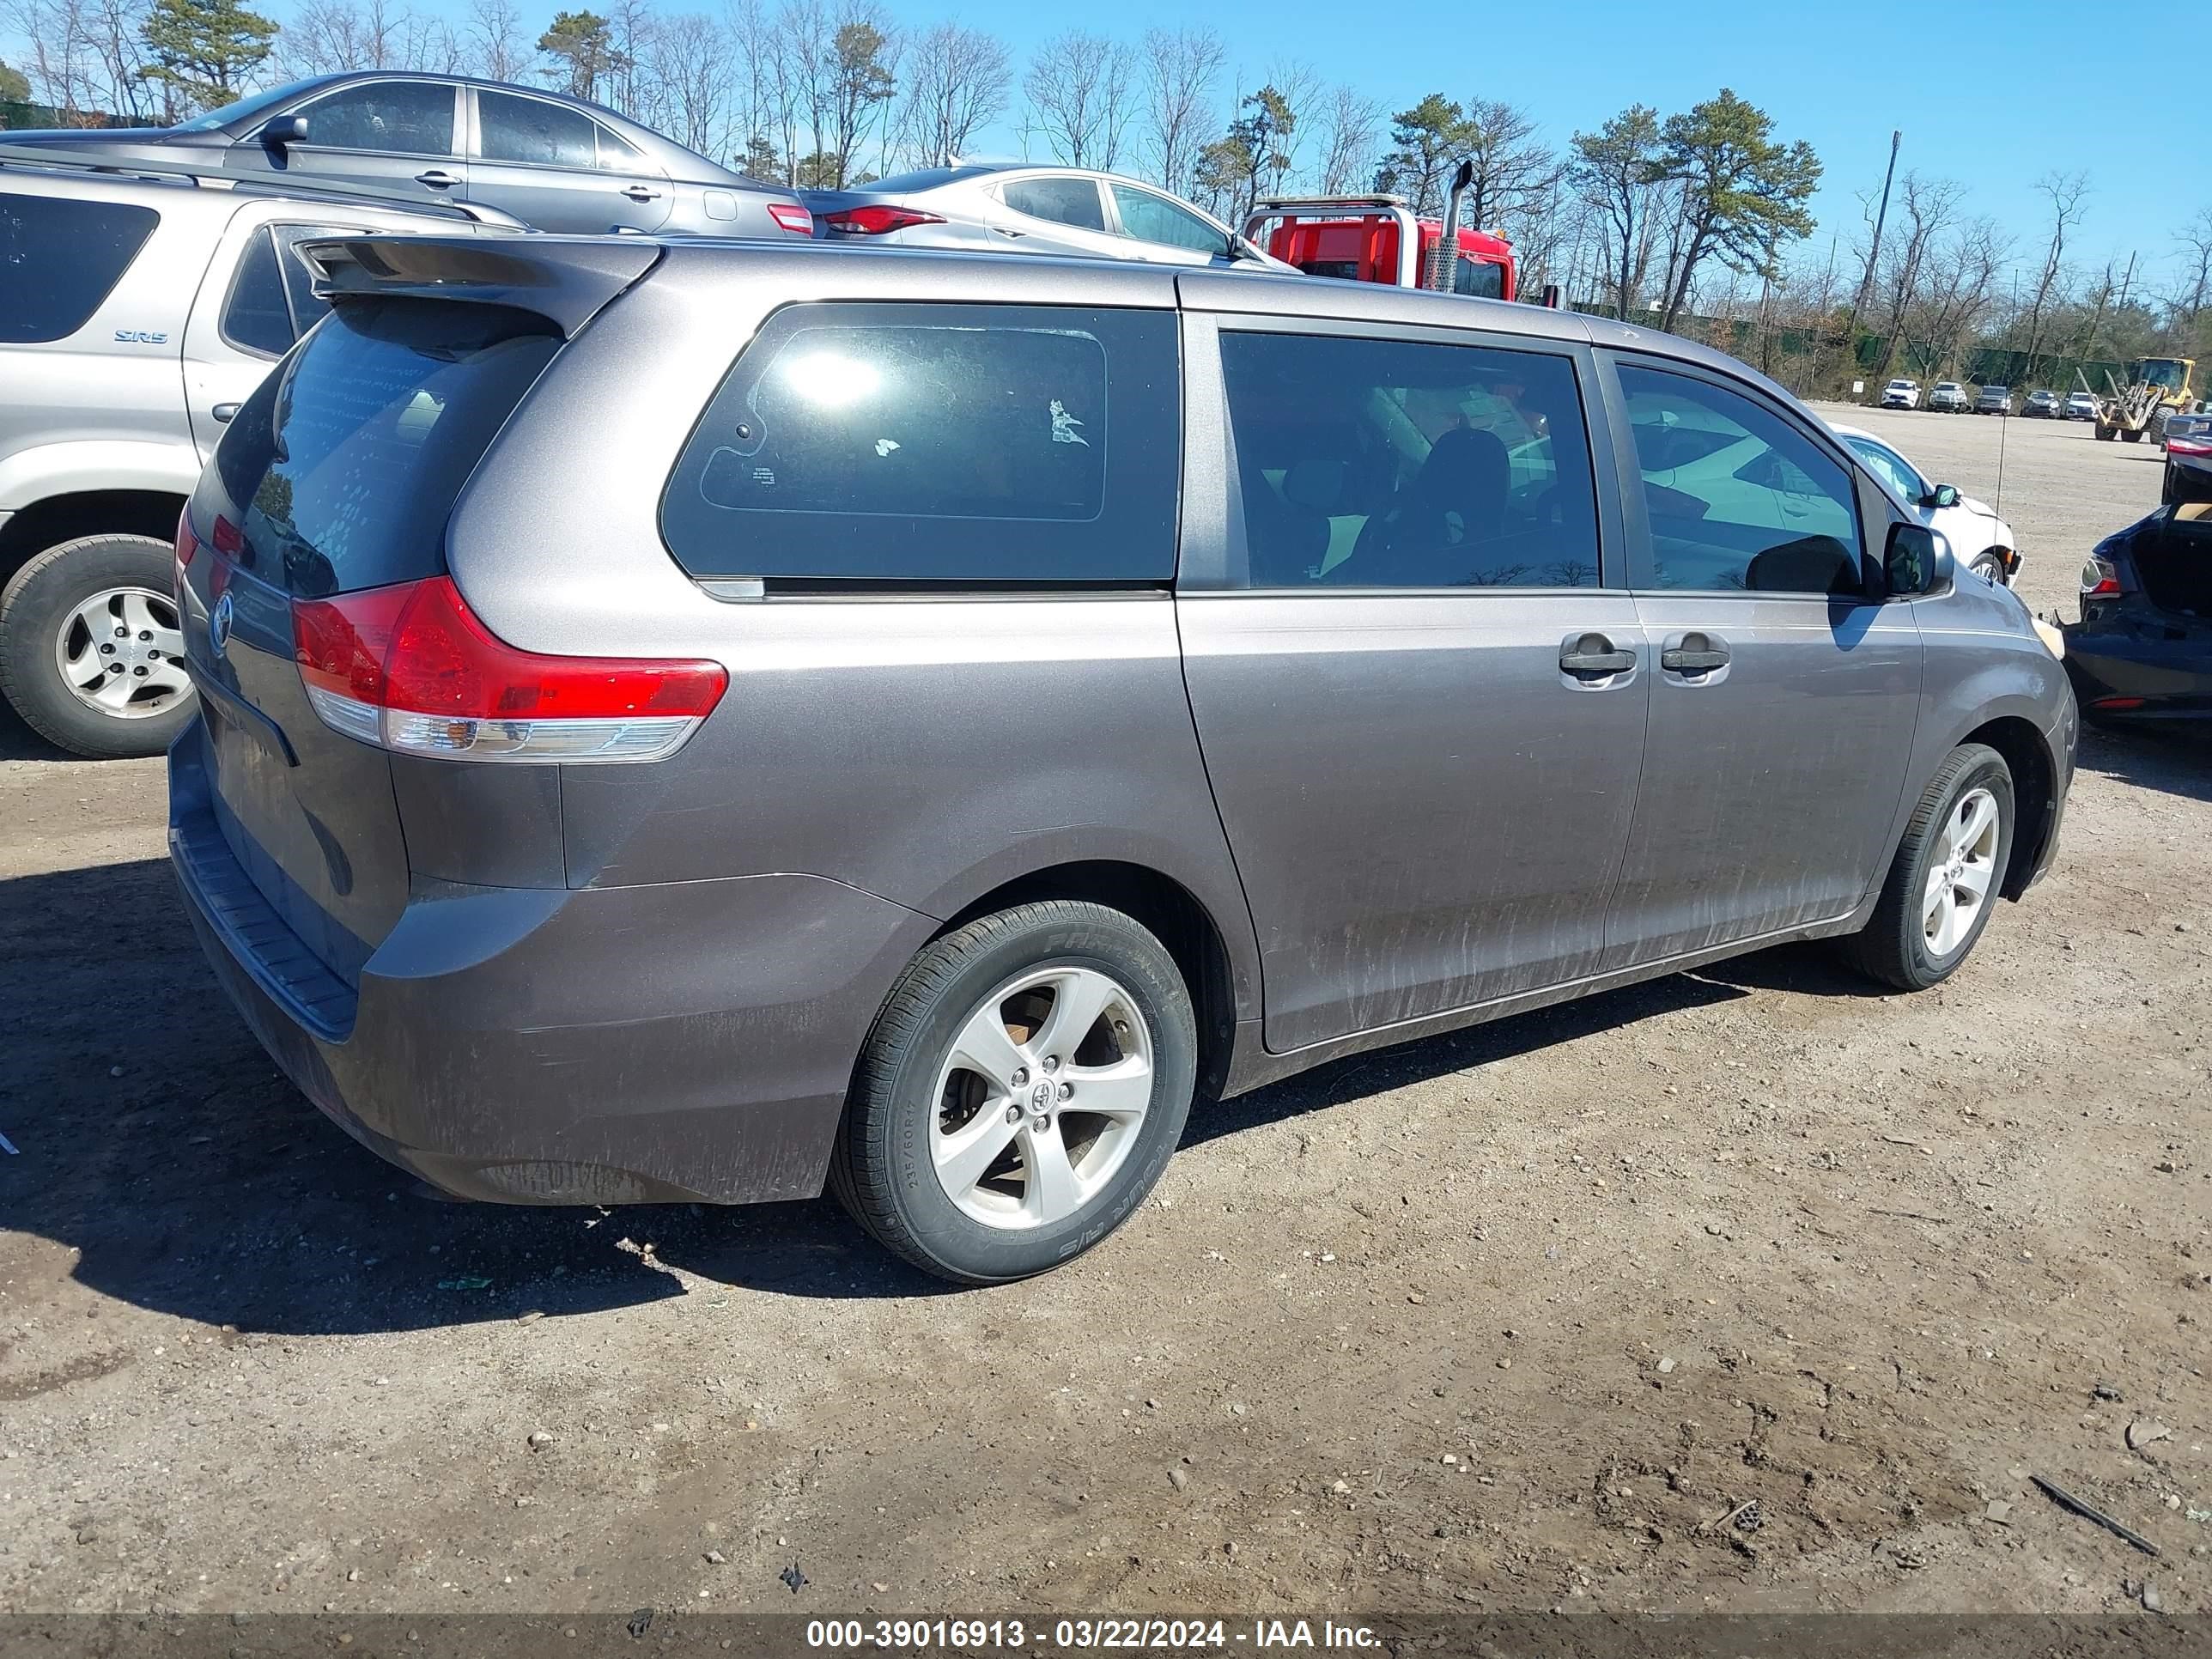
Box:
<box><xmin>169</xmin><ymin>726</ymin><xmax>936</xmax><ymax>1206</ymax></box>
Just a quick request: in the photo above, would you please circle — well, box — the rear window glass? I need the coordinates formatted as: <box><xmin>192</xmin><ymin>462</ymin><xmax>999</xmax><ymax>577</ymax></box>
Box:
<box><xmin>203</xmin><ymin>297</ymin><xmax>559</xmax><ymax>596</ymax></box>
<box><xmin>1</xmin><ymin>192</ymin><xmax>160</xmax><ymax>343</ymax></box>
<box><xmin>660</xmin><ymin>301</ymin><xmax>1179</xmax><ymax>584</ymax></box>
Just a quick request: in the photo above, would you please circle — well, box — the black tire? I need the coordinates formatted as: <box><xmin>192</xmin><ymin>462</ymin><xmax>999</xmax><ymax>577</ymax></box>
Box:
<box><xmin>830</xmin><ymin>900</ymin><xmax>1197</xmax><ymax>1284</ymax></box>
<box><xmin>1840</xmin><ymin>743</ymin><xmax>2014</xmax><ymax>991</ymax></box>
<box><xmin>1969</xmin><ymin>550</ymin><xmax>2008</xmax><ymax>586</ymax></box>
<box><xmin>0</xmin><ymin>535</ymin><xmax>194</xmax><ymax>759</ymax></box>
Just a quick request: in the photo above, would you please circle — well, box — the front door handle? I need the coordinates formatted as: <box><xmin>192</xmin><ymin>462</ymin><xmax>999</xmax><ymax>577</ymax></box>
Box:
<box><xmin>621</xmin><ymin>184</ymin><xmax>663</xmax><ymax>202</ymax></box>
<box><xmin>1559</xmin><ymin>636</ymin><xmax>1638</xmax><ymax>678</ymax></box>
<box><xmin>415</xmin><ymin>168</ymin><xmax>459</xmax><ymax>188</ymax></box>
<box><xmin>211</xmin><ymin>402</ymin><xmax>240</xmax><ymax>423</ymax></box>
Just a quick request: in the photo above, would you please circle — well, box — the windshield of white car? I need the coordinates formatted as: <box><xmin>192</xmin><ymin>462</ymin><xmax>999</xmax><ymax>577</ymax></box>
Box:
<box><xmin>1846</xmin><ymin>437</ymin><xmax>1926</xmax><ymax>503</ymax></box>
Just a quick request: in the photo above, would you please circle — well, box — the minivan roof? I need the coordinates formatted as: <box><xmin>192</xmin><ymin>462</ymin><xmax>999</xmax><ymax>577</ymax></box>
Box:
<box><xmin>304</xmin><ymin>231</ymin><xmax>1814</xmax><ymax>405</ymax></box>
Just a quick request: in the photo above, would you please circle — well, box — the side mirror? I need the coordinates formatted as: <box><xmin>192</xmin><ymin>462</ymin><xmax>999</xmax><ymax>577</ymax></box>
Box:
<box><xmin>258</xmin><ymin>114</ymin><xmax>308</xmax><ymax>149</ymax></box>
<box><xmin>1885</xmin><ymin>521</ymin><xmax>1954</xmax><ymax>599</ymax></box>
<box><xmin>1926</xmin><ymin>483</ymin><xmax>1961</xmax><ymax>509</ymax></box>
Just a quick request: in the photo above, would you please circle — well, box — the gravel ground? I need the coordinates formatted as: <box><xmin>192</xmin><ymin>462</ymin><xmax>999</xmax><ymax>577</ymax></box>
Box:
<box><xmin>1</xmin><ymin>403</ymin><xmax>2207</xmax><ymax>1625</ymax></box>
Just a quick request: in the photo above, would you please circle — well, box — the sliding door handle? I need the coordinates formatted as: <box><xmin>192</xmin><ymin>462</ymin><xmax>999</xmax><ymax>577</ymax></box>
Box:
<box><xmin>1660</xmin><ymin>645</ymin><xmax>1729</xmax><ymax>672</ymax></box>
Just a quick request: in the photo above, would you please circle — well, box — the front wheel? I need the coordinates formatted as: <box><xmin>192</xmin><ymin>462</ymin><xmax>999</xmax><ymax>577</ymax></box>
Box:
<box><xmin>830</xmin><ymin>900</ymin><xmax>1198</xmax><ymax>1284</ymax></box>
<box><xmin>1840</xmin><ymin>743</ymin><xmax>2014</xmax><ymax>991</ymax></box>
<box><xmin>1969</xmin><ymin>550</ymin><xmax>2010</xmax><ymax>586</ymax></box>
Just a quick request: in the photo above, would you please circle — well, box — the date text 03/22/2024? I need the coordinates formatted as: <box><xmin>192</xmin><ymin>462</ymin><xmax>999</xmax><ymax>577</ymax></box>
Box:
<box><xmin>804</xmin><ymin>1618</ymin><xmax>1382</xmax><ymax>1650</ymax></box>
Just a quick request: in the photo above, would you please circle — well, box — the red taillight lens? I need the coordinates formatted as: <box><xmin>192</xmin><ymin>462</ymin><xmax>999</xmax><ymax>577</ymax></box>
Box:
<box><xmin>766</xmin><ymin>203</ymin><xmax>813</xmax><ymax>235</ymax></box>
<box><xmin>291</xmin><ymin>576</ymin><xmax>726</xmax><ymax>762</ymax></box>
<box><xmin>2081</xmin><ymin>556</ymin><xmax>2123</xmax><ymax>597</ymax></box>
<box><xmin>2168</xmin><ymin>437</ymin><xmax>2212</xmax><ymax>457</ymax></box>
<box><xmin>822</xmin><ymin>204</ymin><xmax>945</xmax><ymax>235</ymax></box>
<box><xmin>173</xmin><ymin>507</ymin><xmax>198</xmax><ymax>570</ymax></box>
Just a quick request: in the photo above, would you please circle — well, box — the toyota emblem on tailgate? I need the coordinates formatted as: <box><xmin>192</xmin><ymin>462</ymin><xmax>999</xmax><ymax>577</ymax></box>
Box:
<box><xmin>209</xmin><ymin>591</ymin><xmax>234</xmax><ymax>657</ymax></box>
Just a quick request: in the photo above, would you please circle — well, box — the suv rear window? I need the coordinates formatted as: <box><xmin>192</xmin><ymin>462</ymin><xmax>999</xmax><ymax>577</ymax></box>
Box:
<box><xmin>202</xmin><ymin>296</ymin><xmax>560</xmax><ymax>596</ymax></box>
<box><xmin>1</xmin><ymin>192</ymin><xmax>160</xmax><ymax>343</ymax></box>
<box><xmin>661</xmin><ymin>301</ymin><xmax>1180</xmax><ymax>584</ymax></box>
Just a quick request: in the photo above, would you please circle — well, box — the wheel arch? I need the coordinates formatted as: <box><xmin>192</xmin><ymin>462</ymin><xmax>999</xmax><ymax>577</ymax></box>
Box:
<box><xmin>939</xmin><ymin>860</ymin><xmax>1243</xmax><ymax>1103</ymax></box>
<box><xmin>1958</xmin><ymin>714</ymin><xmax>2057</xmax><ymax>901</ymax></box>
<box><xmin>0</xmin><ymin>489</ymin><xmax>186</xmax><ymax>586</ymax></box>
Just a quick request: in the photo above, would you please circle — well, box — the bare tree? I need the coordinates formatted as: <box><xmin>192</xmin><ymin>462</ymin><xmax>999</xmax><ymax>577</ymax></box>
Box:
<box><xmin>1137</xmin><ymin>25</ymin><xmax>1220</xmax><ymax>192</ymax></box>
<box><xmin>2019</xmin><ymin>169</ymin><xmax>2089</xmax><ymax>379</ymax></box>
<box><xmin>465</xmin><ymin>0</ymin><xmax>528</xmax><ymax>82</ymax></box>
<box><xmin>1021</xmin><ymin>28</ymin><xmax>1131</xmax><ymax>169</ymax></box>
<box><xmin>281</xmin><ymin>0</ymin><xmax>459</xmax><ymax>77</ymax></box>
<box><xmin>7</xmin><ymin>0</ymin><xmax>161</xmax><ymax>121</ymax></box>
<box><xmin>1571</xmin><ymin>103</ymin><xmax>1662</xmax><ymax>319</ymax></box>
<box><xmin>897</xmin><ymin>20</ymin><xmax>1008</xmax><ymax>167</ymax></box>
<box><xmin>1874</xmin><ymin>171</ymin><xmax>1961</xmax><ymax>377</ymax></box>
<box><xmin>2172</xmin><ymin>205</ymin><xmax>2212</xmax><ymax>331</ymax></box>
<box><xmin>641</xmin><ymin>11</ymin><xmax>737</xmax><ymax>157</ymax></box>
<box><xmin>1458</xmin><ymin>98</ymin><xmax>1553</xmax><ymax>232</ymax></box>
<box><xmin>1313</xmin><ymin>82</ymin><xmax>1382</xmax><ymax>195</ymax></box>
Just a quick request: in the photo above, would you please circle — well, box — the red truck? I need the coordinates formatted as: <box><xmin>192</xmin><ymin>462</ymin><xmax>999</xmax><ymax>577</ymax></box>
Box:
<box><xmin>1243</xmin><ymin>191</ymin><xmax>1519</xmax><ymax>302</ymax></box>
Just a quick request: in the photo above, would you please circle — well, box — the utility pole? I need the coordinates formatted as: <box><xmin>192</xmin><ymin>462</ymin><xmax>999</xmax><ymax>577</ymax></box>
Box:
<box><xmin>1852</xmin><ymin>130</ymin><xmax>1901</xmax><ymax>322</ymax></box>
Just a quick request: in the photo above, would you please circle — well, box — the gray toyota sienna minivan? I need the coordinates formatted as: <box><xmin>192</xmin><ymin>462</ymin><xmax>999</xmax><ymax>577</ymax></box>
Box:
<box><xmin>170</xmin><ymin>235</ymin><xmax>2075</xmax><ymax>1283</ymax></box>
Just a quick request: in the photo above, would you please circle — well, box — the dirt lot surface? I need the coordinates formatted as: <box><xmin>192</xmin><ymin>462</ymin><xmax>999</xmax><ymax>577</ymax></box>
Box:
<box><xmin>3</xmin><ymin>406</ymin><xmax>2208</xmax><ymax>1626</ymax></box>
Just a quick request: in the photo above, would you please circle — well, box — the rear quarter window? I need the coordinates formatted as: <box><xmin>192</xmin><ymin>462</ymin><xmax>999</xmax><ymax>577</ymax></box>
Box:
<box><xmin>203</xmin><ymin>296</ymin><xmax>560</xmax><ymax>596</ymax></box>
<box><xmin>660</xmin><ymin>301</ymin><xmax>1180</xmax><ymax>584</ymax></box>
<box><xmin>1</xmin><ymin>192</ymin><xmax>161</xmax><ymax>343</ymax></box>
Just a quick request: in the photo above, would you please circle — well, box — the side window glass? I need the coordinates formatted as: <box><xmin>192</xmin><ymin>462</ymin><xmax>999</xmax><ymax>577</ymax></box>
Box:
<box><xmin>1452</xmin><ymin>257</ymin><xmax>1504</xmax><ymax>300</ymax></box>
<box><xmin>479</xmin><ymin>90</ymin><xmax>598</xmax><ymax>169</ymax></box>
<box><xmin>596</xmin><ymin>123</ymin><xmax>649</xmax><ymax>172</ymax></box>
<box><xmin>660</xmin><ymin>301</ymin><xmax>1181</xmax><ymax>584</ymax></box>
<box><xmin>1846</xmin><ymin>437</ymin><xmax>1923</xmax><ymax>504</ymax></box>
<box><xmin>1617</xmin><ymin>363</ymin><xmax>1861</xmax><ymax>594</ymax></box>
<box><xmin>1000</xmin><ymin>177</ymin><xmax>1106</xmax><ymax>232</ymax></box>
<box><xmin>272</xmin><ymin>224</ymin><xmax>343</xmax><ymax>338</ymax></box>
<box><xmin>1219</xmin><ymin>330</ymin><xmax>1603</xmax><ymax>589</ymax></box>
<box><xmin>222</xmin><ymin>228</ymin><xmax>295</xmax><ymax>356</ymax></box>
<box><xmin>1109</xmin><ymin>185</ymin><xmax>1224</xmax><ymax>254</ymax></box>
<box><xmin>298</xmin><ymin>82</ymin><xmax>455</xmax><ymax>155</ymax></box>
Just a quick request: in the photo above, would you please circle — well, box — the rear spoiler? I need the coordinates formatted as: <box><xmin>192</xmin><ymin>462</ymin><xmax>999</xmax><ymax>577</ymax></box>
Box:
<box><xmin>299</xmin><ymin>235</ymin><xmax>661</xmax><ymax>338</ymax></box>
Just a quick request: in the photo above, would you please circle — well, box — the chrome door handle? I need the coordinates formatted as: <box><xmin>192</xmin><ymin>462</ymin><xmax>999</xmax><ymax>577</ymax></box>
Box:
<box><xmin>415</xmin><ymin>168</ymin><xmax>459</xmax><ymax>188</ymax></box>
<box><xmin>211</xmin><ymin>402</ymin><xmax>240</xmax><ymax>423</ymax></box>
<box><xmin>621</xmin><ymin>184</ymin><xmax>664</xmax><ymax>203</ymax></box>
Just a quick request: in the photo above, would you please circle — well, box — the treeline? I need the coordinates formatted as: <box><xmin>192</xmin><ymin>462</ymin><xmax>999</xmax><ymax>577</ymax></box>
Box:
<box><xmin>5</xmin><ymin>0</ymin><xmax>2209</xmax><ymax>383</ymax></box>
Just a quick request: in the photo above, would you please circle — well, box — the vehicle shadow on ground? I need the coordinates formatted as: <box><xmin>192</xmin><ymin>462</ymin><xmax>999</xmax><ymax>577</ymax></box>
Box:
<box><xmin>0</xmin><ymin>702</ymin><xmax>72</xmax><ymax>763</ymax></box>
<box><xmin>2076</xmin><ymin>721</ymin><xmax>2212</xmax><ymax>805</ymax></box>
<box><xmin>0</xmin><ymin>856</ymin><xmax>1860</xmax><ymax>1334</ymax></box>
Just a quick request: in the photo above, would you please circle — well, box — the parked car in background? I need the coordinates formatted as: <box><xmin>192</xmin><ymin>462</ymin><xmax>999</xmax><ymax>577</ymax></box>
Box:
<box><xmin>2160</xmin><ymin>408</ymin><xmax>2211</xmax><ymax>454</ymax></box>
<box><xmin>1881</xmin><ymin>378</ymin><xmax>1922</xmax><ymax>409</ymax></box>
<box><xmin>802</xmin><ymin>163</ymin><xmax>1289</xmax><ymax>270</ymax></box>
<box><xmin>2065</xmin><ymin>443</ymin><xmax>2212</xmax><ymax>722</ymax></box>
<box><xmin>0</xmin><ymin>150</ymin><xmax>522</xmax><ymax>757</ymax></box>
<box><xmin>1928</xmin><ymin>381</ymin><xmax>1970</xmax><ymax>412</ymax></box>
<box><xmin>1831</xmin><ymin>421</ymin><xmax>2021</xmax><ymax>586</ymax></box>
<box><xmin>0</xmin><ymin>72</ymin><xmax>814</xmax><ymax>240</ymax></box>
<box><xmin>2064</xmin><ymin>391</ymin><xmax>2100</xmax><ymax>421</ymax></box>
<box><xmin>2023</xmin><ymin>390</ymin><xmax>2060</xmax><ymax>418</ymax></box>
<box><xmin>1976</xmin><ymin>384</ymin><xmax>2013</xmax><ymax>415</ymax></box>
<box><xmin>168</xmin><ymin>231</ymin><xmax>2073</xmax><ymax>1284</ymax></box>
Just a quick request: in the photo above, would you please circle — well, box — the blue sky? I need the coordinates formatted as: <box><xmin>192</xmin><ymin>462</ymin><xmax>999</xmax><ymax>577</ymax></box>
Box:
<box><xmin>407</xmin><ymin>0</ymin><xmax>2180</xmax><ymax>289</ymax></box>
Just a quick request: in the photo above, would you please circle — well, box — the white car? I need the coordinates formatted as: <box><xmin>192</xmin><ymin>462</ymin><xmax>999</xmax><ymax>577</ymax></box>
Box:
<box><xmin>1830</xmin><ymin>422</ymin><xmax>2019</xmax><ymax>586</ymax></box>
<box><xmin>1879</xmin><ymin>378</ymin><xmax>1922</xmax><ymax>410</ymax></box>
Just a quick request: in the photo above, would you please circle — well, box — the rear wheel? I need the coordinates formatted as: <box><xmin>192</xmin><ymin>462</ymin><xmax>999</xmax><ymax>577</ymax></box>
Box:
<box><xmin>1840</xmin><ymin>743</ymin><xmax>2014</xmax><ymax>991</ymax></box>
<box><xmin>0</xmin><ymin>535</ymin><xmax>195</xmax><ymax>758</ymax></box>
<box><xmin>830</xmin><ymin>900</ymin><xmax>1197</xmax><ymax>1283</ymax></box>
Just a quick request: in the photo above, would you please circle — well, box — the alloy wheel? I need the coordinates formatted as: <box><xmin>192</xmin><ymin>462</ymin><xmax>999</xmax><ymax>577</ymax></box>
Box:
<box><xmin>55</xmin><ymin>586</ymin><xmax>189</xmax><ymax>720</ymax></box>
<box><xmin>1922</xmin><ymin>786</ymin><xmax>1999</xmax><ymax>958</ymax></box>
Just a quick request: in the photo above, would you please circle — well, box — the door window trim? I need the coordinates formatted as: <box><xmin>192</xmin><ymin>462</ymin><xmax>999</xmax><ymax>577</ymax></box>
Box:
<box><xmin>1592</xmin><ymin>348</ymin><xmax>1876</xmax><ymax>598</ymax></box>
<box><xmin>287</xmin><ymin>77</ymin><xmax>462</xmax><ymax>161</ymax></box>
<box><xmin>1181</xmin><ymin>310</ymin><xmax>1624</xmax><ymax>594</ymax></box>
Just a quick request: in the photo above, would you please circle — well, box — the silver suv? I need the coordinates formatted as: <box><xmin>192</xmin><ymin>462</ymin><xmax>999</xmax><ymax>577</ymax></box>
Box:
<box><xmin>0</xmin><ymin>153</ymin><xmax>520</xmax><ymax>756</ymax></box>
<box><xmin>171</xmin><ymin>235</ymin><xmax>2075</xmax><ymax>1284</ymax></box>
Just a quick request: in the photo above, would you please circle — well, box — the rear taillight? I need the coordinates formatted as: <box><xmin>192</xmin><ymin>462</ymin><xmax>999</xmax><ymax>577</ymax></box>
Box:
<box><xmin>291</xmin><ymin>576</ymin><xmax>726</xmax><ymax>763</ymax></box>
<box><xmin>174</xmin><ymin>507</ymin><xmax>198</xmax><ymax>570</ymax></box>
<box><xmin>766</xmin><ymin>203</ymin><xmax>813</xmax><ymax>235</ymax></box>
<box><xmin>821</xmin><ymin>204</ymin><xmax>945</xmax><ymax>235</ymax></box>
<box><xmin>2081</xmin><ymin>556</ymin><xmax>2124</xmax><ymax>597</ymax></box>
<box><xmin>2168</xmin><ymin>437</ymin><xmax>2212</xmax><ymax>457</ymax></box>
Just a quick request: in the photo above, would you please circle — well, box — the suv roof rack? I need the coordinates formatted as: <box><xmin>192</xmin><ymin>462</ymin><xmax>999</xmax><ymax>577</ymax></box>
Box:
<box><xmin>0</xmin><ymin>142</ymin><xmax>525</xmax><ymax>227</ymax></box>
